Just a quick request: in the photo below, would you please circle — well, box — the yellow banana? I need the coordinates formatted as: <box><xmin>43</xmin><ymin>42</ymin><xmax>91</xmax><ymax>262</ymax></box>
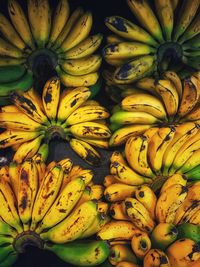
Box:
<box><xmin>17</xmin><ymin>160</ymin><xmax>38</xmax><ymax>231</ymax></box>
<box><xmin>166</xmin><ymin>238</ymin><xmax>200</xmax><ymax>267</ymax></box>
<box><xmin>97</xmin><ymin>202</ymin><xmax>110</xmax><ymax>214</ymax></box>
<box><xmin>8</xmin><ymin>162</ymin><xmax>20</xmax><ymax>198</ymax></box>
<box><xmin>42</xmin><ymin>77</ymin><xmax>60</xmax><ymax>121</ymax></box>
<box><xmin>104</xmin><ymin>183</ymin><xmax>137</xmax><ymax>202</ymax></box>
<box><xmin>58</xmin><ymin>158</ymin><xmax>73</xmax><ymax>174</ymax></box>
<box><xmin>8</xmin><ymin>0</ymin><xmax>35</xmax><ymax>49</ymax></box>
<box><xmin>0</xmin><ymin>166</ymin><xmax>10</xmax><ymax>184</ymax></box>
<box><xmin>143</xmin><ymin>249</ymin><xmax>170</xmax><ymax>267</ymax></box>
<box><xmin>110</xmin><ymin>151</ymin><xmax>127</xmax><ymax>166</ymax></box>
<box><xmin>109</xmin><ymin>244</ymin><xmax>137</xmax><ymax>265</ymax></box>
<box><xmin>156</xmin><ymin>184</ymin><xmax>188</xmax><ymax>223</ymax></box>
<box><xmin>30</xmin><ymin>165</ymin><xmax>64</xmax><ymax>230</ymax></box>
<box><xmin>36</xmin><ymin>177</ymin><xmax>85</xmax><ymax>233</ymax></box>
<box><xmin>0</xmin><ymin>57</ymin><xmax>25</xmax><ymax>67</ymax></box>
<box><xmin>0</xmin><ymin>37</ymin><xmax>24</xmax><ymax>58</ymax></box>
<box><xmin>69</xmin><ymin>168</ymin><xmax>93</xmax><ymax>186</ymax></box>
<box><xmin>60</xmin><ymin>34</ymin><xmax>103</xmax><ymax>59</ymax></box>
<box><xmin>75</xmin><ymin>137</ymin><xmax>109</xmax><ymax>149</ymax></box>
<box><xmin>135</xmin><ymin>77</ymin><xmax>156</xmax><ymax>92</ymax></box>
<box><xmin>124</xmin><ymin>197</ymin><xmax>155</xmax><ymax>233</ymax></box>
<box><xmin>106</xmin><ymin>34</ymin><xmax>125</xmax><ymax>44</ymax></box>
<box><xmin>40</xmin><ymin>200</ymin><xmax>98</xmax><ymax>243</ymax></box>
<box><xmin>109</xmin><ymin>201</ymin><xmax>130</xmax><ymax>221</ymax></box>
<box><xmin>179</xmin><ymin>148</ymin><xmax>200</xmax><ymax>173</ymax></box>
<box><xmin>121</xmin><ymin>93</ymin><xmax>167</xmax><ymax>120</ymax></box>
<box><xmin>163</xmin><ymin>70</ymin><xmax>183</xmax><ymax>99</ymax></box>
<box><xmin>179</xmin><ymin>12</ymin><xmax>200</xmax><ymax>43</ymax></box>
<box><xmin>59</xmin><ymin>55</ymin><xmax>102</xmax><ymax>76</ymax></box>
<box><xmin>27</xmin><ymin>0</ymin><xmax>51</xmax><ymax>48</ymax></box>
<box><xmin>60</xmin><ymin>11</ymin><xmax>93</xmax><ymax>52</ymax></box>
<box><xmin>103</xmin><ymin>175</ymin><xmax>119</xmax><ymax>187</ymax></box>
<box><xmin>160</xmin><ymin>173</ymin><xmax>187</xmax><ymax>194</ymax></box>
<box><xmin>0</xmin><ymin>105</ymin><xmax>19</xmax><ymax>113</ymax></box>
<box><xmin>189</xmin><ymin>209</ymin><xmax>200</xmax><ymax>224</ymax></box>
<box><xmin>127</xmin><ymin>0</ymin><xmax>164</xmax><ymax>43</ymax></box>
<box><xmin>185</xmin><ymin>105</ymin><xmax>200</xmax><ymax>121</ymax></box>
<box><xmin>116</xmin><ymin>262</ymin><xmax>140</xmax><ymax>267</ymax></box>
<box><xmin>171</xmin><ymin>0</ymin><xmax>179</xmax><ymax>11</ymax></box>
<box><xmin>97</xmin><ymin>220</ymin><xmax>138</xmax><ymax>241</ymax></box>
<box><xmin>131</xmin><ymin>231</ymin><xmax>151</xmax><ymax>259</ymax></box>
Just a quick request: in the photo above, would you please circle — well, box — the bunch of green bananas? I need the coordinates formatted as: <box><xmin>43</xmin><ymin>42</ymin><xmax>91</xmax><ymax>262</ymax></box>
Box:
<box><xmin>103</xmin><ymin>0</ymin><xmax>200</xmax><ymax>85</ymax></box>
<box><xmin>0</xmin><ymin>158</ymin><xmax>110</xmax><ymax>267</ymax></box>
<box><xmin>109</xmin><ymin>71</ymin><xmax>200</xmax><ymax>146</ymax></box>
<box><xmin>0</xmin><ymin>0</ymin><xmax>102</xmax><ymax>101</ymax></box>
<box><xmin>0</xmin><ymin>77</ymin><xmax>111</xmax><ymax>165</ymax></box>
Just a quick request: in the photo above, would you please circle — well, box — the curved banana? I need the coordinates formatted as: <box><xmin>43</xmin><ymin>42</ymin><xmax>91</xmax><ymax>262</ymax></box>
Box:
<box><xmin>131</xmin><ymin>231</ymin><xmax>151</xmax><ymax>259</ymax></box>
<box><xmin>109</xmin><ymin>201</ymin><xmax>130</xmax><ymax>221</ymax></box>
<box><xmin>143</xmin><ymin>249</ymin><xmax>170</xmax><ymax>267</ymax></box>
<box><xmin>0</xmin><ymin>37</ymin><xmax>24</xmax><ymax>58</ymax></box>
<box><xmin>109</xmin><ymin>244</ymin><xmax>137</xmax><ymax>265</ymax></box>
<box><xmin>163</xmin><ymin>70</ymin><xmax>183</xmax><ymax>99</ymax></box>
<box><xmin>160</xmin><ymin>173</ymin><xmax>187</xmax><ymax>194</ymax></box>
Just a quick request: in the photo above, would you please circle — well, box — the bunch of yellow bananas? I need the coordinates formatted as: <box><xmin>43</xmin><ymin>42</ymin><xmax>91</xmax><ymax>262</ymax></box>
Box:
<box><xmin>0</xmin><ymin>77</ymin><xmax>111</xmax><ymax>165</ymax></box>
<box><xmin>0</xmin><ymin>0</ymin><xmax>102</xmax><ymax>98</ymax></box>
<box><xmin>103</xmin><ymin>0</ymin><xmax>200</xmax><ymax>85</ymax></box>
<box><xmin>109</xmin><ymin>71</ymin><xmax>200</xmax><ymax>146</ymax></box>
<box><xmin>0</xmin><ymin>157</ymin><xmax>110</xmax><ymax>267</ymax></box>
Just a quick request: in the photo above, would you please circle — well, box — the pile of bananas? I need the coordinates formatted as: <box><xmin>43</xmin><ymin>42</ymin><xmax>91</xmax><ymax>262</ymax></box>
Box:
<box><xmin>98</xmin><ymin>155</ymin><xmax>200</xmax><ymax>267</ymax></box>
<box><xmin>0</xmin><ymin>77</ymin><xmax>111</xmax><ymax>166</ymax></box>
<box><xmin>103</xmin><ymin>0</ymin><xmax>200</xmax><ymax>85</ymax></box>
<box><xmin>109</xmin><ymin>71</ymin><xmax>200</xmax><ymax>146</ymax></box>
<box><xmin>0</xmin><ymin>0</ymin><xmax>102</xmax><ymax>103</ymax></box>
<box><xmin>0</xmin><ymin>157</ymin><xmax>110</xmax><ymax>267</ymax></box>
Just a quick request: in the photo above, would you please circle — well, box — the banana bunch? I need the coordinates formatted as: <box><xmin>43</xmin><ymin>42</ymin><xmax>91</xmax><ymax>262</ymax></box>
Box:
<box><xmin>0</xmin><ymin>0</ymin><xmax>102</xmax><ymax>98</ymax></box>
<box><xmin>103</xmin><ymin>0</ymin><xmax>200</xmax><ymax>85</ymax></box>
<box><xmin>0</xmin><ymin>157</ymin><xmax>110</xmax><ymax>266</ymax></box>
<box><xmin>0</xmin><ymin>77</ymin><xmax>110</xmax><ymax>165</ymax></box>
<box><xmin>109</xmin><ymin>71</ymin><xmax>200</xmax><ymax>146</ymax></box>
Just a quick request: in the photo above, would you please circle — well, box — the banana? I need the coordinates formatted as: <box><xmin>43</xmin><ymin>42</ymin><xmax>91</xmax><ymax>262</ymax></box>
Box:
<box><xmin>183</xmin><ymin>55</ymin><xmax>200</xmax><ymax>69</ymax></box>
<box><xmin>27</xmin><ymin>0</ymin><xmax>51</xmax><ymax>48</ymax></box>
<box><xmin>135</xmin><ymin>185</ymin><xmax>157</xmax><ymax>220</ymax></box>
<box><xmin>179</xmin><ymin>148</ymin><xmax>200</xmax><ymax>173</ymax></box>
<box><xmin>0</xmin><ymin>178</ymin><xmax>23</xmax><ymax>233</ymax></box>
<box><xmin>8</xmin><ymin>0</ymin><xmax>35</xmax><ymax>49</ymax></box>
<box><xmin>151</xmin><ymin>223</ymin><xmax>178</xmax><ymax>250</ymax></box>
<box><xmin>40</xmin><ymin>200</ymin><xmax>98</xmax><ymax>243</ymax></box>
<box><xmin>0</xmin><ymin>130</ymin><xmax>42</xmax><ymax>149</ymax></box>
<box><xmin>97</xmin><ymin>202</ymin><xmax>110</xmax><ymax>214</ymax></box>
<box><xmin>48</xmin><ymin>0</ymin><xmax>70</xmax><ymax>46</ymax></box>
<box><xmin>34</xmin><ymin>159</ymin><xmax>46</xmax><ymax>186</ymax></box>
<box><xmin>30</xmin><ymin>165</ymin><xmax>64</xmax><ymax>230</ymax></box>
<box><xmin>177</xmin><ymin>223</ymin><xmax>200</xmax><ymax>242</ymax></box>
<box><xmin>189</xmin><ymin>209</ymin><xmax>200</xmax><ymax>224</ymax></box>
<box><xmin>0</xmin><ymin>37</ymin><xmax>24</xmax><ymax>58</ymax></box>
<box><xmin>131</xmin><ymin>231</ymin><xmax>151</xmax><ymax>259</ymax></box>
<box><xmin>41</xmin><ymin>77</ymin><xmax>60</xmax><ymax>122</ymax></box>
<box><xmin>0</xmin><ymin>252</ymin><xmax>18</xmax><ymax>267</ymax></box>
<box><xmin>0</xmin><ymin>234</ymin><xmax>13</xmax><ymax>246</ymax></box>
<box><xmin>127</xmin><ymin>0</ymin><xmax>164</xmax><ymax>43</ymax></box>
<box><xmin>121</xmin><ymin>93</ymin><xmax>167</xmax><ymax>120</ymax></box>
<box><xmin>44</xmin><ymin>240</ymin><xmax>110</xmax><ymax>266</ymax></box>
<box><xmin>56</xmin><ymin>66</ymin><xmax>99</xmax><ymax>87</ymax></box>
<box><xmin>185</xmin><ymin>164</ymin><xmax>200</xmax><ymax>181</ymax></box>
<box><xmin>173</xmin><ymin>0</ymin><xmax>200</xmax><ymax>41</ymax></box>
<box><xmin>0</xmin><ymin>217</ymin><xmax>18</xmax><ymax>237</ymax></box>
<box><xmin>36</xmin><ymin>177</ymin><xmax>85</xmax><ymax>233</ymax></box>
<box><xmin>171</xmin><ymin>0</ymin><xmax>179</xmax><ymax>11</ymax></box>
<box><xmin>97</xmin><ymin>220</ymin><xmax>138</xmax><ymax>241</ymax></box>
<box><xmin>109</xmin><ymin>201</ymin><xmax>130</xmax><ymax>221</ymax></box>
<box><xmin>135</xmin><ymin>77</ymin><xmax>156</xmax><ymax>92</ymax></box>
<box><xmin>124</xmin><ymin>198</ymin><xmax>155</xmax><ymax>233</ymax></box>
<box><xmin>58</xmin><ymin>158</ymin><xmax>73</xmax><ymax>174</ymax></box>
<box><xmin>11</xmin><ymin>89</ymin><xmax>49</xmax><ymax>125</ymax></box>
<box><xmin>104</xmin><ymin>183</ymin><xmax>137</xmax><ymax>202</ymax></box>
<box><xmin>60</xmin><ymin>11</ymin><xmax>92</xmax><ymax>52</ymax></box>
<box><xmin>0</xmin><ymin>112</ymin><xmax>45</xmax><ymax>131</ymax></box>
<box><xmin>116</xmin><ymin>262</ymin><xmax>140</xmax><ymax>267</ymax></box>
<box><xmin>103</xmin><ymin>175</ymin><xmax>119</xmax><ymax>187</ymax></box>
<box><xmin>156</xmin><ymin>184</ymin><xmax>188</xmax><ymax>223</ymax></box>
<box><xmin>0</xmin><ymin>12</ymin><xmax>26</xmax><ymax>51</ymax></box>
<box><xmin>52</xmin><ymin>7</ymin><xmax>84</xmax><ymax>50</ymax></box>
<box><xmin>107</xmin><ymin>34</ymin><xmax>125</xmax><ymax>44</ymax></box>
<box><xmin>13</xmin><ymin>135</ymin><xmax>44</xmax><ymax>163</ymax></box>
<box><xmin>110</xmin><ymin>161</ymin><xmax>151</xmax><ymax>186</ymax></box>
<box><xmin>0</xmin><ymin>105</ymin><xmax>19</xmax><ymax>113</ymax></box>
<box><xmin>155</xmin><ymin>79</ymin><xmax>179</xmax><ymax>118</ymax></box>
<box><xmin>184</xmin><ymin>104</ymin><xmax>200</xmax><ymax>121</ymax></box>
<box><xmin>155</xmin><ymin>0</ymin><xmax>174</xmax><ymax>41</ymax></box>
<box><xmin>64</xmin><ymin>105</ymin><xmax>109</xmax><ymax>126</ymax></box>
<box><xmin>148</xmin><ymin>127</ymin><xmax>176</xmax><ymax>174</ymax></box>
<box><xmin>183</xmin><ymin>34</ymin><xmax>200</xmax><ymax>50</ymax></box>
<box><xmin>89</xmin><ymin>184</ymin><xmax>104</xmax><ymax>200</ymax></box>
<box><xmin>125</xmin><ymin>128</ymin><xmax>158</xmax><ymax>178</ymax></box>
<box><xmin>166</xmin><ymin>238</ymin><xmax>200</xmax><ymax>267</ymax></box>
<box><xmin>34</xmin><ymin>142</ymin><xmax>49</xmax><ymax>162</ymax></box>
<box><xmin>104</xmin><ymin>16</ymin><xmax>158</xmax><ymax>47</ymax></box>
<box><xmin>160</xmin><ymin>173</ymin><xmax>187</xmax><ymax>194</ymax></box>
<box><xmin>60</xmin><ymin>34</ymin><xmax>103</xmax><ymax>59</ymax></box>
<box><xmin>178</xmin><ymin>75</ymin><xmax>200</xmax><ymax>118</ymax></box>
<box><xmin>143</xmin><ymin>249</ymin><xmax>170</xmax><ymax>267</ymax></box>
<box><xmin>113</xmin><ymin>55</ymin><xmax>155</xmax><ymax>84</ymax></box>
<box><xmin>0</xmin><ymin>65</ymin><xmax>27</xmax><ymax>84</ymax></box>
<box><xmin>8</xmin><ymin>162</ymin><xmax>20</xmax><ymax>198</ymax></box>
<box><xmin>57</xmin><ymin>86</ymin><xmax>91</xmax><ymax>122</ymax></box>
<box><xmin>59</xmin><ymin>55</ymin><xmax>102</xmax><ymax>76</ymax></box>
<box><xmin>110</xmin><ymin>151</ymin><xmax>127</xmax><ymax>166</ymax></box>
<box><xmin>0</xmin><ymin>166</ymin><xmax>10</xmax><ymax>185</ymax></box>
<box><xmin>69</xmin><ymin>121</ymin><xmax>111</xmax><ymax>139</ymax></box>
<box><xmin>17</xmin><ymin>160</ymin><xmax>38</xmax><ymax>230</ymax></box>
<box><xmin>0</xmin><ymin>245</ymin><xmax>17</xmax><ymax>264</ymax></box>
<box><xmin>109</xmin><ymin>124</ymin><xmax>151</xmax><ymax>146</ymax></box>
<box><xmin>109</xmin><ymin>244</ymin><xmax>137</xmax><ymax>265</ymax></box>
<box><xmin>179</xmin><ymin>12</ymin><xmax>200</xmax><ymax>43</ymax></box>
<box><xmin>0</xmin><ymin>70</ymin><xmax>33</xmax><ymax>97</ymax></box>
<box><xmin>0</xmin><ymin>57</ymin><xmax>25</xmax><ymax>67</ymax></box>
<box><xmin>163</xmin><ymin>70</ymin><xmax>183</xmax><ymax>99</ymax></box>
<box><xmin>70</xmin><ymin>169</ymin><xmax>93</xmax><ymax>186</ymax></box>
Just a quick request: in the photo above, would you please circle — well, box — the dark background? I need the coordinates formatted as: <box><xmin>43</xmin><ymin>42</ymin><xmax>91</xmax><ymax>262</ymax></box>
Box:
<box><xmin>0</xmin><ymin>0</ymin><xmax>135</xmax><ymax>266</ymax></box>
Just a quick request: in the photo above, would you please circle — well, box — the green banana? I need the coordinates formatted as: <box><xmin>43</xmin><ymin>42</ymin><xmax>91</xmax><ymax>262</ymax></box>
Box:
<box><xmin>0</xmin><ymin>65</ymin><xmax>26</xmax><ymax>84</ymax></box>
<box><xmin>177</xmin><ymin>223</ymin><xmax>200</xmax><ymax>242</ymax></box>
<box><xmin>44</xmin><ymin>240</ymin><xmax>110</xmax><ymax>266</ymax></box>
<box><xmin>0</xmin><ymin>252</ymin><xmax>18</xmax><ymax>267</ymax></box>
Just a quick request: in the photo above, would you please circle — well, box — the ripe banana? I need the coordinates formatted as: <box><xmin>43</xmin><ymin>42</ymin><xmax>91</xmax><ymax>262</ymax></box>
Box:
<box><xmin>109</xmin><ymin>244</ymin><xmax>137</xmax><ymax>265</ymax></box>
<box><xmin>131</xmin><ymin>231</ymin><xmax>151</xmax><ymax>259</ymax></box>
<box><xmin>160</xmin><ymin>173</ymin><xmax>187</xmax><ymax>194</ymax></box>
<box><xmin>104</xmin><ymin>183</ymin><xmax>137</xmax><ymax>202</ymax></box>
<box><xmin>143</xmin><ymin>249</ymin><xmax>170</xmax><ymax>267</ymax></box>
<box><xmin>109</xmin><ymin>201</ymin><xmax>130</xmax><ymax>221</ymax></box>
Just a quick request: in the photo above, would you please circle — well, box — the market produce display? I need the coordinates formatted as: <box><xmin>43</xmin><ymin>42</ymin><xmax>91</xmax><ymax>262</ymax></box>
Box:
<box><xmin>103</xmin><ymin>0</ymin><xmax>200</xmax><ymax>86</ymax></box>
<box><xmin>109</xmin><ymin>71</ymin><xmax>200</xmax><ymax>146</ymax></box>
<box><xmin>0</xmin><ymin>0</ymin><xmax>103</xmax><ymax>105</ymax></box>
<box><xmin>0</xmin><ymin>157</ymin><xmax>110</xmax><ymax>266</ymax></box>
<box><xmin>0</xmin><ymin>77</ymin><xmax>111</xmax><ymax>166</ymax></box>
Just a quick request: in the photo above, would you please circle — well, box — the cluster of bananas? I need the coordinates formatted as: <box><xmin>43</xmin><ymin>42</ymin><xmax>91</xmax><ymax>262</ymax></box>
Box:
<box><xmin>109</xmin><ymin>71</ymin><xmax>200</xmax><ymax>146</ymax></box>
<box><xmin>98</xmin><ymin>154</ymin><xmax>200</xmax><ymax>267</ymax></box>
<box><xmin>0</xmin><ymin>0</ymin><xmax>102</xmax><ymax>101</ymax></box>
<box><xmin>0</xmin><ymin>157</ymin><xmax>110</xmax><ymax>267</ymax></box>
<box><xmin>103</xmin><ymin>0</ymin><xmax>200</xmax><ymax>85</ymax></box>
<box><xmin>0</xmin><ymin>77</ymin><xmax>111</xmax><ymax>166</ymax></box>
